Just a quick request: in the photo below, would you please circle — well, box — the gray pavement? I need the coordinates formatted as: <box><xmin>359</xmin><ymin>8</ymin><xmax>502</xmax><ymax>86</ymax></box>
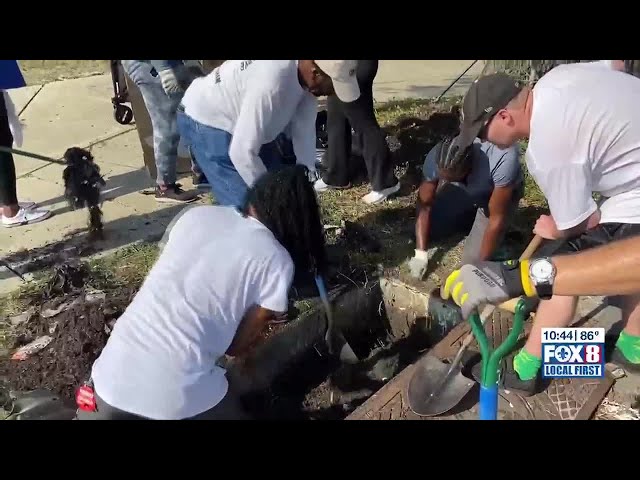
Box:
<box><xmin>0</xmin><ymin>60</ymin><xmax>485</xmax><ymax>293</ymax></box>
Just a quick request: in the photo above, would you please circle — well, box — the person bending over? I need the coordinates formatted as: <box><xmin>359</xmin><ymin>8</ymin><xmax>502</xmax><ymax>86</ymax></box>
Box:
<box><xmin>177</xmin><ymin>60</ymin><xmax>360</xmax><ymax>207</ymax></box>
<box><xmin>451</xmin><ymin>64</ymin><xmax>640</xmax><ymax>395</ymax></box>
<box><xmin>408</xmin><ymin>133</ymin><xmax>523</xmax><ymax>280</ymax></box>
<box><xmin>75</xmin><ymin>165</ymin><xmax>327</xmax><ymax>420</ymax></box>
<box><xmin>314</xmin><ymin>60</ymin><xmax>400</xmax><ymax>205</ymax></box>
<box><xmin>442</xmin><ymin>234</ymin><xmax>640</xmax><ymax>373</ymax></box>
<box><xmin>122</xmin><ymin>60</ymin><xmax>205</xmax><ymax>204</ymax></box>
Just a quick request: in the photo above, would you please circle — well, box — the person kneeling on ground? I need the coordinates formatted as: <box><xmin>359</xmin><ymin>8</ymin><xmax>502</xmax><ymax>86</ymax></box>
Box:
<box><xmin>407</xmin><ymin>133</ymin><xmax>523</xmax><ymax>280</ymax></box>
<box><xmin>448</xmin><ymin>64</ymin><xmax>640</xmax><ymax>396</ymax></box>
<box><xmin>75</xmin><ymin>165</ymin><xmax>328</xmax><ymax>420</ymax></box>
<box><xmin>177</xmin><ymin>60</ymin><xmax>360</xmax><ymax>207</ymax></box>
<box><xmin>441</xmin><ymin>234</ymin><xmax>640</xmax><ymax>373</ymax></box>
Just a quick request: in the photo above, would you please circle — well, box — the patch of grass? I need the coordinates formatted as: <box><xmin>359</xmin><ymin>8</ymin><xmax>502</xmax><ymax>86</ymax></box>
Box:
<box><xmin>17</xmin><ymin>60</ymin><xmax>110</xmax><ymax>86</ymax></box>
<box><xmin>0</xmin><ymin>242</ymin><xmax>159</xmax><ymax>320</ymax></box>
<box><xmin>375</xmin><ymin>96</ymin><xmax>462</xmax><ymax>127</ymax></box>
<box><xmin>87</xmin><ymin>242</ymin><xmax>160</xmax><ymax>291</ymax></box>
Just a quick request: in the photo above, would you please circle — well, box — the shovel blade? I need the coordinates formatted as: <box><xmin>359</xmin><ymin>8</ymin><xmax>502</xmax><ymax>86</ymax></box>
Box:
<box><xmin>407</xmin><ymin>354</ymin><xmax>475</xmax><ymax>417</ymax></box>
<box><xmin>326</xmin><ymin>329</ymin><xmax>360</xmax><ymax>364</ymax></box>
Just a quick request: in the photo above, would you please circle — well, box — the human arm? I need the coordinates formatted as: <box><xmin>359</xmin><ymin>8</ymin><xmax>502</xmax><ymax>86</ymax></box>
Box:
<box><xmin>228</xmin><ymin>88</ymin><xmax>278</xmax><ymax>187</ymax></box>
<box><xmin>415</xmin><ymin>180</ymin><xmax>438</xmax><ymax>251</ymax></box>
<box><xmin>289</xmin><ymin>95</ymin><xmax>318</xmax><ymax>175</ymax></box>
<box><xmin>226</xmin><ymin>305</ymin><xmax>277</xmax><ymax>357</ymax></box>
<box><xmin>478</xmin><ymin>185</ymin><xmax>514</xmax><ymax>260</ymax></box>
<box><xmin>409</xmin><ymin>147</ymin><xmax>441</xmax><ymax>279</ymax></box>
<box><xmin>226</xmin><ymin>253</ymin><xmax>295</xmax><ymax>357</ymax></box>
<box><xmin>441</xmin><ymin>235</ymin><xmax>640</xmax><ymax>318</ymax></box>
<box><xmin>148</xmin><ymin>60</ymin><xmax>192</xmax><ymax>95</ymax></box>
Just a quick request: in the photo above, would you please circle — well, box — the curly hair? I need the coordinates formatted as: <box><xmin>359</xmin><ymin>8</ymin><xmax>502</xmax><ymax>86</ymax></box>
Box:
<box><xmin>243</xmin><ymin>165</ymin><xmax>328</xmax><ymax>279</ymax></box>
<box><xmin>62</xmin><ymin>147</ymin><xmax>106</xmax><ymax>236</ymax></box>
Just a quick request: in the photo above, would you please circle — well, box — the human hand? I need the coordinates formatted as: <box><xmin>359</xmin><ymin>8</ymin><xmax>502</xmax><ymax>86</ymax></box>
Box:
<box><xmin>440</xmin><ymin>259</ymin><xmax>528</xmax><ymax>319</ymax></box>
<box><xmin>533</xmin><ymin>215</ymin><xmax>561</xmax><ymax>240</ymax></box>
<box><xmin>408</xmin><ymin>250</ymin><xmax>429</xmax><ymax>280</ymax></box>
<box><xmin>157</xmin><ymin>65</ymin><xmax>193</xmax><ymax>96</ymax></box>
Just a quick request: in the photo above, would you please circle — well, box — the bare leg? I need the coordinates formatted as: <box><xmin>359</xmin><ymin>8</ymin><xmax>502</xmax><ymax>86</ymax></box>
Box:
<box><xmin>622</xmin><ymin>294</ymin><xmax>640</xmax><ymax>336</ymax></box>
<box><xmin>523</xmin><ymin>295</ymin><xmax>579</xmax><ymax>357</ymax></box>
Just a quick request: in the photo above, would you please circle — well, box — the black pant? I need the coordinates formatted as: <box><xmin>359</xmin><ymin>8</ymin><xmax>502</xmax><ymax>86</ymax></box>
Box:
<box><xmin>323</xmin><ymin>60</ymin><xmax>397</xmax><ymax>191</ymax></box>
<box><xmin>0</xmin><ymin>92</ymin><xmax>18</xmax><ymax>206</ymax></box>
<box><xmin>554</xmin><ymin>222</ymin><xmax>640</xmax><ymax>255</ymax></box>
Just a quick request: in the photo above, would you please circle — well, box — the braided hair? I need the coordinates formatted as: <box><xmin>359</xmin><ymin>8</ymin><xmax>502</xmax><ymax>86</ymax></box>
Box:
<box><xmin>244</xmin><ymin>165</ymin><xmax>328</xmax><ymax>280</ymax></box>
<box><xmin>435</xmin><ymin>134</ymin><xmax>473</xmax><ymax>179</ymax></box>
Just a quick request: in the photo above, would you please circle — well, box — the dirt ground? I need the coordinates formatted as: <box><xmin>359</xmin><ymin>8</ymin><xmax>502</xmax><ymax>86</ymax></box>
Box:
<box><xmin>0</xmin><ymin>98</ymin><xmax>547</xmax><ymax>418</ymax></box>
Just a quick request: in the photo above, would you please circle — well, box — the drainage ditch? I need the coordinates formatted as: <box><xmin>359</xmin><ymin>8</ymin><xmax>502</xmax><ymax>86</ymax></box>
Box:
<box><xmin>229</xmin><ymin>278</ymin><xmax>461</xmax><ymax>420</ymax></box>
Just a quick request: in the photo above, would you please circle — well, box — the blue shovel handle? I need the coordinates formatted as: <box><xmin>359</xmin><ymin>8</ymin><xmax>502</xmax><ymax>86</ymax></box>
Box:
<box><xmin>468</xmin><ymin>299</ymin><xmax>528</xmax><ymax>420</ymax></box>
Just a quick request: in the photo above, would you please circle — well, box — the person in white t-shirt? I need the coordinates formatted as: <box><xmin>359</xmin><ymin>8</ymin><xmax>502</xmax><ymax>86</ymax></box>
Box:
<box><xmin>75</xmin><ymin>165</ymin><xmax>328</xmax><ymax>420</ymax></box>
<box><xmin>455</xmin><ymin>64</ymin><xmax>640</xmax><ymax>396</ymax></box>
<box><xmin>177</xmin><ymin>60</ymin><xmax>360</xmax><ymax>207</ymax></box>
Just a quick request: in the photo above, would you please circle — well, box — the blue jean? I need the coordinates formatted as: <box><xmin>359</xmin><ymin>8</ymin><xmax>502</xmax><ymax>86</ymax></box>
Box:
<box><xmin>177</xmin><ymin>111</ymin><xmax>286</xmax><ymax>207</ymax></box>
<box><xmin>122</xmin><ymin>60</ymin><xmax>201</xmax><ymax>186</ymax></box>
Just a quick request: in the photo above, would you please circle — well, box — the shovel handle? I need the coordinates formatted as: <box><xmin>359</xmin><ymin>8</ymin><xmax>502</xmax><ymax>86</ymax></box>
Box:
<box><xmin>469</xmin><ymin>298</ymin><xmax>527</xmax><ymax>387</ymax></box>
<box><xmin>519</xmin><ymin>234</ymin><xmax>543</xmax><ymax>261</ymax></box>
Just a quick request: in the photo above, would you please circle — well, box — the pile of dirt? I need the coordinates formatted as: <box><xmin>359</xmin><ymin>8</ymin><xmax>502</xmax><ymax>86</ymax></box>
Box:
<box><xmin>0</xmin><ymin>290</ymin><xmax>133</xmax><ymax>401</ymax></box>
<box><xmin>385</xmin><ymin>109</ymin><xmax>461</xmax><ymax>167</ymax></box>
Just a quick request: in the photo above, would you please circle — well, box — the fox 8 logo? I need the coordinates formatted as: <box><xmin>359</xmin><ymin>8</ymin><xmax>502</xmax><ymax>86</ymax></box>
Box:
<box><xmin>542</xmin><ymin>343</ymin><xmax>604</xmax><ymax>378</ymax></box>
<box><xmin>545</xmin><ymin>344</ymin><xmax>602</xmax><ymax>363</ymax></box>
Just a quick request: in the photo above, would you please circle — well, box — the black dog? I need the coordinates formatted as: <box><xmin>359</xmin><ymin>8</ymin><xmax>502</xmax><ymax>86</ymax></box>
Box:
<box><xmin>62</xmin><ymin>147</ymin><xmax>106</xmax><ymax>239</ymax></box>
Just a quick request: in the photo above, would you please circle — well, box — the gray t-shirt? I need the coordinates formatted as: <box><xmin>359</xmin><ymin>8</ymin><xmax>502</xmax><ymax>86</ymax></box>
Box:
<box><xmin>423</xmin><ymin>138</ymin><xmax>523</xmax><ymax>208</ymax></box>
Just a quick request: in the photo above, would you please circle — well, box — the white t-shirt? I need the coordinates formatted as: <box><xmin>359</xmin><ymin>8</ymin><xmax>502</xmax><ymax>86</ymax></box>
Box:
<box><xmin>526</xmin><ymin>62</ymin><xmax>640</xmax><ymax>229</ymax></box>
<box><xmin>181</xmin><ymin>60</ymin><xmax>317</xmax><ymax>187</ymax></box>
<box><xmin>90</xmin><ymin>206</ymin><xmax>295</xmax><ymax>420</ymax></box>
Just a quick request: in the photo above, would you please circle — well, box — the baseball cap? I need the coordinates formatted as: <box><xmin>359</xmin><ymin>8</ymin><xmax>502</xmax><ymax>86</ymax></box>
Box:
<box><xmin>459</xmin><ymin>73</ymin><xmax>524</xmax><ymax>149</ymax></box>
<box><xmin>315</xmin><ymin>60</ymin><xmax>360</xmax><ymax>103</ymax></box>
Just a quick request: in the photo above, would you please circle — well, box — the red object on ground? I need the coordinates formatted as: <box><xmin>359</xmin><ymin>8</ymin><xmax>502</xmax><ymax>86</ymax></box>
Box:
<box><xmin>76</xmin><ymin>384</ymin><xmax>97</xmax><ymax>412</ymax></box>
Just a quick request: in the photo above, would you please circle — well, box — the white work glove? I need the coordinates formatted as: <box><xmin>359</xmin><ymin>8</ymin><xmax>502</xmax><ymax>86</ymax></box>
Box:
<box><xmin>408</xmin><ymin>249</ymin><xmax>429</xmax><ymax>280</ymax></box>
<box><xmin>157</xmin><ymin>64</ymin><xmax>195</xmax><ymax>96</ymax></box>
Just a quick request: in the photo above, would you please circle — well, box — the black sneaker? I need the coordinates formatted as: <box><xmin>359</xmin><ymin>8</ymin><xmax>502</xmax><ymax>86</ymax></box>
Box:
<box><xmin>470</xmin><ymin>357</ymin><xmax>542</xmax><ymax>397</ymax></box>
<box><xmin>192</xmin><ymin>173</ymin><xmax>210</xmax><ymax>189</ymax></box>
<box><xmin>155</xmin><ymin>184</ymin><xmax>199</xmax><ymax>204</ymax></box>
<box><xmin>609</xmin><ymin>347</ymin><xmax>640</xmax><ymax>374</ymax></box>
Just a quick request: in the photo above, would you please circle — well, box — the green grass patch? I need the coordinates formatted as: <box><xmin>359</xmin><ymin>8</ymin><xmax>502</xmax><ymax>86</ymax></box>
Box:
<box><xmin>0</xmin><ymin>243</ymin><xmax>159</xmax><ymax>319</ymax></box>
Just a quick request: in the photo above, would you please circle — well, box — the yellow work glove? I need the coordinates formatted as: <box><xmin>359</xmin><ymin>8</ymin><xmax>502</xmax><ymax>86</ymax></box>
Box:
<box><xmin>440</xmin><ymin>260</ymin><xmax>536</xmax><ymax>319</ymax></box>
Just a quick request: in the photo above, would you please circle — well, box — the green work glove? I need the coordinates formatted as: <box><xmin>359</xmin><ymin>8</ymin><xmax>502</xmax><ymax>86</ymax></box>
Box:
<box><xmin>440</xmin><ymin>259</ymin><xmax>533</xmax><ymax>319</ymax></box>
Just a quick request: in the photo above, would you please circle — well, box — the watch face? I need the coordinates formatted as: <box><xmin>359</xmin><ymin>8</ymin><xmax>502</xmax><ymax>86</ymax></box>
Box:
<box><xmin>531</xmin><ymin>259</ymin><xmax>554</xmax><ymax>281</ymax></box>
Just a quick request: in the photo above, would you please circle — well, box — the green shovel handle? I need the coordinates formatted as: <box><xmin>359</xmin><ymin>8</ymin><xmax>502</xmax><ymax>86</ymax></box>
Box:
<box><xmin>468</xmin><ymin>299</ymin><xmax>528</xmax><ymax>387</ymax></box>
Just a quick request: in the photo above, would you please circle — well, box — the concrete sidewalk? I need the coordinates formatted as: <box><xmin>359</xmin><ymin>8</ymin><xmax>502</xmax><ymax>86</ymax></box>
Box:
<box><xmin>0</xmin><ymin>60</ymin><xmax>485</xmax><ymax>294</ymax></box>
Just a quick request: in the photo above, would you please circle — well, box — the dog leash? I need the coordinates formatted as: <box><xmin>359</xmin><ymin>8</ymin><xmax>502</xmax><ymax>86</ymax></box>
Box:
<box><xmin>0</xmin><ymin>145</ymin><xmax>67</xmax><ymax>166</ymax></box>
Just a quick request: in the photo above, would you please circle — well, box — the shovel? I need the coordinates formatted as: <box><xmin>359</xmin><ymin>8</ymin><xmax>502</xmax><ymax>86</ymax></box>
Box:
<box><xmin>470</xmin><ymin>297</ymin><xmax>527</xmax><ymax>420</ymax></box>
<box><xmin>315</xmin><ymin>275</ymin><xmax>360</xmax><ymax>364</ymax></box>
<box><xmin>407</xmin><ymin>234</ymin><xmax>542</xmax><ymax>417</ymax></box>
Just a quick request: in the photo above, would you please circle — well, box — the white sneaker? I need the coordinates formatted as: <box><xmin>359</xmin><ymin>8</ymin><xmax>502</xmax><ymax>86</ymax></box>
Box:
<box><xmin>0</xmin><ymin>201</ymin><xmax>35</xmax><ymax>209</ymax></box>
<box><xmin>361</xmin><ymin>183</ymin><xmax>401</xmax><ymax>205</ymax></box>
<box><xmin>2</xmin><ymin>207</ymin><xmax>52</xmax><ymax>228</ymax></box>
<box><xmin>19</xmin><ymin>201</ymin><xmax>37</xmax><ymax>210</ymax></box>
<box><xmin>314</xmin><ymin>178</ymin><xmax>351</xmax><ymax>193</ymax></box>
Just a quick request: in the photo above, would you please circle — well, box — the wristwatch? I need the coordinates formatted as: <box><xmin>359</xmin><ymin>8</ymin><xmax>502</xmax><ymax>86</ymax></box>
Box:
<box><xmin>528</xmin><ymin>257</ymin><xmax>557</xmax><ymax>299</ymax></box>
